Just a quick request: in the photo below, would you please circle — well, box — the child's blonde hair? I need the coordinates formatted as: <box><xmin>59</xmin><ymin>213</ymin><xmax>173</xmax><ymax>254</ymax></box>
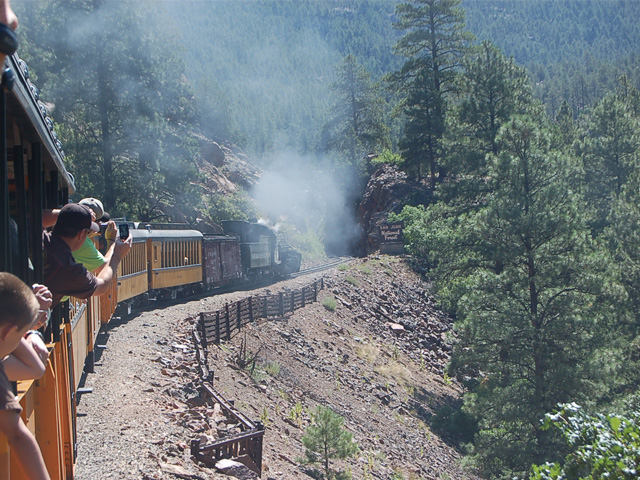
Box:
<box><xmin>0</xmin><ymin>272</ymin><xmax>39</xmax><ymax>330</ymax></box>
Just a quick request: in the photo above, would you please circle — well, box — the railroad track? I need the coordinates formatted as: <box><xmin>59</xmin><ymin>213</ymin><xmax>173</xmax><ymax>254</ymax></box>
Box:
<box><xmin>292</xmin><ymin>257</ymin><xmax>353</xmax><ymax>277</ymax></box>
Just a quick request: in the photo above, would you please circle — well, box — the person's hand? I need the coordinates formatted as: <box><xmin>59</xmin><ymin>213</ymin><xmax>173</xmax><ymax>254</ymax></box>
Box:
<box><xmin>105</xmin><ymin>220</ymin><xmax>117</xmax><ymax>242</ymax></box>
<box><xmin>114</xmin><ymin>235</ymin><xmax>132</xmax><ymax>259</ymax></box>
<box><xmin>0</xmin><ymin>1</ymin><xmax>18</xmax><ymax>30</ymax></box>
<box><xmin>32</xmin><ymin>284</ymin><xmax>52</xmax><ymax>309</ymax></box>
<box><xmin>32</xmin><ymin>284</ymin><xmax>52</xmax><ymax>328</ymax></box>
<box><xmin>25</xmin><ymin>333</ymin><xmax>49</xmax><ymax>364</ymax></box>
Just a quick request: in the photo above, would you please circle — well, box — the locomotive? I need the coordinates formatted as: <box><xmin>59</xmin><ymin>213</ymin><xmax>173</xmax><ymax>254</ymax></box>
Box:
<box><xmin>0</xmin><ymin>47</ymin><xmax>300</xmax><ymax>479</ymax></box>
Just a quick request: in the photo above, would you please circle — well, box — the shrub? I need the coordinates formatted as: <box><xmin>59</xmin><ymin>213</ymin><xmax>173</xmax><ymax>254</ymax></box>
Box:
<box><xmin>322</xmin><ymin>297</ymin><xmax>337</xmax><ymax>311</ymax></box>
<box><xmin>531</xmin><ymin>403</ymin><xmax>640</xmax><ymax>480</ymax></box>
<box><xmin>345</xmin><ymin>276</ymin><xmax>359</xmax><ymax>286</ymax></box>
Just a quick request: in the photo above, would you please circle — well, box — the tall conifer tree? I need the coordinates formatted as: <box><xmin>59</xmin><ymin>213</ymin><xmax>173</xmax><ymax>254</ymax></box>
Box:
<box><xmin>390</xmin><ymin>0</ymin><xmax>471</xmax><ymax>183</ymax></box>
<box><xmin>448</xmin><ymin>118</ymin><xmax>607</xmax><ymax>477</ymax></box>
<box><xmin>324</xmin><ymin>54</ymin><xmax>390</xmax><ymax>173</ymax></box>
<box><xmin>443</xmin><ymin>40</ymin><xmax>534</xmax><ymax>205</ymax></box>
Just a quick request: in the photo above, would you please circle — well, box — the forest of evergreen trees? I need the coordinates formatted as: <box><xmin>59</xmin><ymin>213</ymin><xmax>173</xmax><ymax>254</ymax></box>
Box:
<box><xmin>12</xmin><ymin>1</ymin><xmax>640</xmax><ymax>478</ymax></box>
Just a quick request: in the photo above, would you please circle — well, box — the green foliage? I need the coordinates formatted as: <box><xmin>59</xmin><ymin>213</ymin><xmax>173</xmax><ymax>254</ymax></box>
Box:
<box><xmin>575</xmin><ymin>79</ymin><xmax>640</xmax><ymax>234</ymax></box>
<box><xmin>302</xmin><ymin>405</ymin><xmax>360</xmax><ymax>479</ymax></box>
<box><xmin>285</xmin><ymin>228</ymin><xmax>326</xmax><ymax>266</ymax></box>
<box><xmin>370</xmin><ymin>149</ymin><xmax>403</xmax><ymax>166</ymax></box>
<box><xmin>357</xmin><ymin>264</ymin><xmax>372</xmax><ymax>275</ymax></box>
<box><xmin>345</xmin><ymin>276</ymin><xmax>359</xmax><ymax>286</ymax></box>
<box><xmin>391</xmin><ymin>0</ymin><xmax>472</xmax><ymax>182</ymax></box>
<box><xmin>162</xmin><ymin>0</ymin><xmax>399</xmax><ymax>157</ymax></box>
<box><xmin>324</xmin><ymin>54</ymin><xmax>390</xmax><ymax>172</ymax></box>
<box><xmin>431</xmin><ymin>403</ymin><xmax>477</xmax><ymax>445</ymax></box>
<box><xmin>264</xmin><ymin>361</ymin><xmax>281</xmax><ymax>376</ymax></box>
<box><xmin>322</xmin><ymin>297</ymin><xmax>338</xmax><ymax>312</ymax></box>
<box><xmin>19</xmin><ymin>0</ymin><xmax>200</xmax><ymax>220</ymax></box>
<box><xmin>531</xmin><ymin>404</ymin><xmax>640</xmax><ymax>480</ymax></box>
<box><xmin>463</xmin><ymin>0</ymin><xmax>640</xmax><ymax>119</ymax></box>
<box><xmin>205</xmin><ymin>191</ymin><xmax>258</xmax><ymax>225</ymax></box>
<box><xmin>443</xmin><ymin>40</ymin><xmax>537</xmax><ymax>204</ymax></box>
<box><xmin>287</xmin><ymin>401</ymin><xmax>305</xmax><ymax>428</ymax></box>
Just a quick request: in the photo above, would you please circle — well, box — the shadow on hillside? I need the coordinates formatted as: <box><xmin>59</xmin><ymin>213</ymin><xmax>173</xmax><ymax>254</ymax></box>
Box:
<box><xmin>410</xmin><ymin>384</ymin><xmax>477</xmax><ymax>450</ymax></box>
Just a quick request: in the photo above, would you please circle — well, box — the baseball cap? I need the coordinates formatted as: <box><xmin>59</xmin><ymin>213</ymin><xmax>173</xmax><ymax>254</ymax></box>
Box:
<box><xmin>56</xmin><ymin>204</ymin><xmax>100</xmax><ymax>233</ymax></box>
<box><xmin>79</xmin><ymin>197</ymin><xmax>109</xmax><ymax>222</ymax></box>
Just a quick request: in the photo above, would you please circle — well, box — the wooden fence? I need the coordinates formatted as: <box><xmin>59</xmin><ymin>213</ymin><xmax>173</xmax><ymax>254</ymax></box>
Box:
<box><xmin>190</xmin><ymin>382</ymin><xmax>264</xmax><ymax>473</ymax></box>
<box><xmin>198</xmin><ymin>278</ymin><xmax>324</xmax><ymax>347</ymax></box>
<box><xmin>190</xmin><ymin>278</ymin><xmax>325</xmax><ymax>476</ymax></box>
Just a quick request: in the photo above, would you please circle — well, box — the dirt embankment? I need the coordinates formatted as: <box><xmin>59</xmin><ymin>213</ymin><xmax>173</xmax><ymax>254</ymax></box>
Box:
<box><xmin>74</xmin><ymin>256</ymin><xmax>478</xmax><ymax>480</ymax></box>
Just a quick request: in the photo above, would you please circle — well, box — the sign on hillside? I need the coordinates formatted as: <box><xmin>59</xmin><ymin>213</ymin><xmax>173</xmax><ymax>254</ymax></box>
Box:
<box><xmin>379</xmin><ymin>222</ymin><xmax>404</xmax><ymax>255</ymax></box>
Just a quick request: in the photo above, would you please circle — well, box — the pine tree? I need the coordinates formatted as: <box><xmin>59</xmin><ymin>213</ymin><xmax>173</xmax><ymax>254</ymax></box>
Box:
<box><xmin>324</xmin><ymin>54</ymin><xmax>390</xmax><ymax>173</ymax></box>
<box><xmin>390</xmin><ymin>0</ymin><xmax>471</xmax><ymax>183</ymax></box>
<box><xmin>575</xmin><ymin>79</ymin><xmax>640</xmax><ymax>234</ymax></box>
<box><xmin>19</xmin><ymin>0</ymin><xmax>200</xmax><ymax>220</ymax></box>
<box><xmin>448</xmin><ymin>118</ymin><xmax>608</xmax><ymax>477</ymax></box>
<box><xmin>302</xmin><ymin>405</ymin><xmax>359</xmax><ymax>479</ymax></box>
<box><xmin>442</xmin><ymin>40</ymin><xmax>535</xmax><ymax>205</ymax></box>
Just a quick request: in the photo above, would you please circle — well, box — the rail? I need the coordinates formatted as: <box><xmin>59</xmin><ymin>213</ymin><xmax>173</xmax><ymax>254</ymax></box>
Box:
<box><xmin>190</xmin><ymin>278</ymin><xmax>325</xmax><ymax>476</ymax></box>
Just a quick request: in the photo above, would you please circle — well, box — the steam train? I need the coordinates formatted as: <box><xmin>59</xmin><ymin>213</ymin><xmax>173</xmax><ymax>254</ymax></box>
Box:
<box><xmin>0</xmin><ymin>49</ymin><xmax>300</xmax><ymax>479</ymax></box>
<box><xmin>116</xmin><ymin>219</ymin><xmax>302</xmax><ymax>313</ymax></box>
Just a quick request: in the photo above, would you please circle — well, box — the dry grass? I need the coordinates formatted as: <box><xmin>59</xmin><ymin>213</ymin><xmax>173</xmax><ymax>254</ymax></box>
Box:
<box><xmin>375</xmin><ymin>361</ymin><xmax>413</xmax><ymax>387</ymax></box>
<box><xmin>355</xmin><ymin>342</ymin><xmax>380</xmax><ymax>363</ymax></box>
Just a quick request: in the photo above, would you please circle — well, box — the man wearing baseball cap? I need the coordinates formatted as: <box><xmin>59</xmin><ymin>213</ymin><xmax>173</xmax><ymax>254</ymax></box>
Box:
<box><xmin>43</xmin><ymin>203</ymin><xmax>131</xmax><ymax>307</ymax></box>
<box><xmin>75</xmin><ymin>197</ymin><xmax>115</xmax><ymax>273</ymax></box>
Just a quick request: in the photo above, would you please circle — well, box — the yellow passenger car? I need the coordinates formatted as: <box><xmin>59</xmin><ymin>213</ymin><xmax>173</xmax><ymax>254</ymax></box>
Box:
<box><xmin>148</xmin><ymin>228</ymin><xmax>203</xmax><ymax>293</ymax></box>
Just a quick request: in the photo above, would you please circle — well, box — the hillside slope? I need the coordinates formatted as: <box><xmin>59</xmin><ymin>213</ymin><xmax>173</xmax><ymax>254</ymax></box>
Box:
<box><xmin>75</xmin><ymin>257</ymin><xmax>478</xmax><ymax>480</ymax></box>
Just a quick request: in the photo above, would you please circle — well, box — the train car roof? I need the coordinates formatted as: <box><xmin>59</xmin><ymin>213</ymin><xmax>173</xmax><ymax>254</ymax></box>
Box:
<box><xmin>7</xmin><ymin>54</ymin><xmax>74</xmax><ymax>192</ymax></box>
<box><xmin>147</xmin><ymin>229</ymin><xmax>203</xmax><ymax>240</ymax></box>
<box><xmin>135</xmin><ymin>222</ymin><xmax>192</xmax><ymax>230</ymax></box>
<box><xmin>129</xmin><ymin>228</ymin><xmax>149</xmax><ymax>241</ymax></box>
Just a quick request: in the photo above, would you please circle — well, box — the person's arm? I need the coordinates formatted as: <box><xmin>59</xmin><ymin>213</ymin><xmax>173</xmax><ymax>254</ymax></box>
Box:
<box><xmin>41</xmin><ymin>209</ymin><xmax>60</xmax><ymax>228</ymax></box>
<box><xmin>89</xmin><ymin>221</ymin><xmax>116</xmax><ymax>276</ymax></box>
<box><xmin>0</xmin><ymin>410</ymin><xmax>51</xmax><ymax>480</ymax></box>
<box><xmin>25</xmin><ymin>332</ymin><xmax>49</xmax><ymax>364</ymax></box>
<box><xmin>2</xmin><ymin>337</ymin><xmax>46</xmax><ymax>381</ymax></box>
<box><xmin>93</xmin><ymin>233</ymin><xmax>131</xmax><ymax>297</ymax></box>
<box><xmin>0</xmin><ymin>0</ymin><xmax>18</xmax><ymax>66</ymax></box>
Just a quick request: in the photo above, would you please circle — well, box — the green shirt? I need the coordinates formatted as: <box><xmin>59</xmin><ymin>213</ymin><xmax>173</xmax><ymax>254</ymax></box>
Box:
<box><xmin>72</xmin><ymin>236</ymin><xmax>105</xmax><ymax>272</ymax></box>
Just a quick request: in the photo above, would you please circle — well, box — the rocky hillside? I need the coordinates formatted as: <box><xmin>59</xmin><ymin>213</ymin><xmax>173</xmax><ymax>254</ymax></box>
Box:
<box><xmin>200</xmin><ymin>257</ymin><xmax>476</xmax><ymax>479</ymax></box>
<box><xmin>75</xmin><ymin>256</ymin><xmax>479</xmax><ymax>480</ymax></box>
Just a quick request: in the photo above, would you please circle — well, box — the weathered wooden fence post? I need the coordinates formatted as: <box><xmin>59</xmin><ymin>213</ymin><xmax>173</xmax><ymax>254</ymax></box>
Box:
<box><xmin>279</xmin><ymin>292</ymin><xmax>284</xmax><ymax>318</ymax></box>
<box><xmin>225</xmin><ymin>304</ymin><xmax>231</xmax><ymax>341</ymax></box>
<box><xmin>199</xmin><ymin>312</ymin><xmax>207</xmax><ymax>349</ymax></box>
<box><xmin>215</xmin><ymin>311</ymin><xmax>220</xmax><ymax>344</ymax></box>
